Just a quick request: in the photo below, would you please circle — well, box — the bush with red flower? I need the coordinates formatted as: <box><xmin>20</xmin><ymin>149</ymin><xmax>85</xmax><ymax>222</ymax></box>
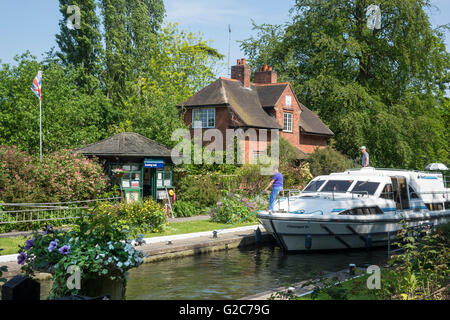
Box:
<box><xmin>0</xmin><ymin>145</ymin><xmax>108</xmax><ymax>204</ymax></box>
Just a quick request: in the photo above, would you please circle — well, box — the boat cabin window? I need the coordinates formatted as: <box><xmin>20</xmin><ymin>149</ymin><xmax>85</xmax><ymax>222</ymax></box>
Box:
<box><xmin>380</xmin><ymin>184</ymin><xmax>393</xmax><ymax>200</ymax></box>
<box><xmin>338</xmin><ymin>206</ymin><xmax>383</xmax><ymax>215</ymax></box>
<box><xmin>408</xmin><ymin>186</ymin><xmax>419</xmax><ymax>199</ymax></box>
<box><xmin>303</xmin><ymin>180</ymin><xmax>326</xmax><ymax>192</ymax></box>
<box><xmin>425</xmin><ymin>203</ymin><xmax>443</xmax><ymax>211</ymax></box>
<box><xmin>351</xmin><ymin>181</ymin><xmax>380</xmax><ymax>196</ymax></box>
<box><xmin>321</xmin><ymin>180</ymin><xmax>354</xmax><ymax>193</ymax></box>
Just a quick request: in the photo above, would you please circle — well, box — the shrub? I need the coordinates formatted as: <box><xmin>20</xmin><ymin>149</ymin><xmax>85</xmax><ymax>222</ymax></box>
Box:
<box><xmin>172</xmin><ymin>200</ymin><xmax>202</xmax><ymax>217</ymax></box>
<box><xmin>0</xmin><ymin>145</ymin><xmax>108</xmax><ymax>203</ymax></box>
<box><xmin>175</xmin><ymin>174</ymin><xmax>221</xmax><ymax>208</ymax></box>
<box><xmin>0</xmin><ymin>145</ymin><xmax>40</xmax><ymax>203</ymax></box>
<box><xmin>278</xmin><ymin>137</ymin><xmax>305</xmax><ymax>167</ymax></box>
<box><xmin>210</xmin><ymin>192</ymin><xmax>266</xmax><ymax>224</ymax></box>
<box><xmin>36</xmin><ymin>149</ymin><xmax>108</xmax><ymax>202</ymax></box>
<box><xmin>375</xmin><ymin>222</ymin><xmax>449</xmax><ymax>300</ymax></box>
<box><xmin>89</xmin><ymin>199</ymin><xmax>166</xmax><ymax>237</ymax></box>
<box><xmin>235</xmin><ymin>164</ymin><xmax>272</xmax><ymax>196</ymax></box>
<box><xmin>0</xmin><ymin>146</ymin><xmax>110</xmax><ymax>233</ymax></box>
<box><xmin>281</xmin><ymin>162</ymin><xmax>314</xmax><ymax>190</ymax></box>
<box><xmin>308</xmin><ymin>146</ymin><xmax>354</xmax><ymax>177</ymax></box>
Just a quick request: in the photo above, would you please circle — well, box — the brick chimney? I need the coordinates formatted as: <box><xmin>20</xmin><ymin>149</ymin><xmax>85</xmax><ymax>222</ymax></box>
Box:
<box><xmin>253</xmin><ymin>65</ymin><xmax>277</xmax><ymax>84</ymax></box>
<box><xmin>231</xmin><ymin>58</ymin><xmax>251</xmax><ymax>87</ymax></box>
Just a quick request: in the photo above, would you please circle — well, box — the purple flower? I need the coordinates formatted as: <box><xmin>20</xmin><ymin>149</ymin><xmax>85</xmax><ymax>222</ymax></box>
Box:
<box><xmin>17</xmin><ymin>252</ymin><xmax>27</xmax><ymax>265</ymax></box>
<box><xmin>59</xmin><ymin>245</ymin><xmax>70</xmax><ymax>255</ymax></box>
<box><xmin>248</xmin><ymin>202</ymin><xmax>257</xmax><ymax>210</ymax></box>
<box><xmin>43</xmin><ymin>225</ymin><xmax>53</xmax><ymax>235</ymax></box>
<box><xmin>216</xmin><ymin>202</ymin><xmax>222</xmax><ymax>207</ymax></box>
<box><xmin>48</xmin><ymin>239</ymin><xmax>59</xmax><ymax>252</ymax></box>
<box><xmin>24</xmin><ymin>238</ymin><xmax>34</xmax><ymax>251</ymax></box>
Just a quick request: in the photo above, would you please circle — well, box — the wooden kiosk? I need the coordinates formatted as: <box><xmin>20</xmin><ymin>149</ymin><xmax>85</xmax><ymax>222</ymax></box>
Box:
<box><xmin>77</xmin><ymin>132</ymin><xmax>174</xmax><ymax>202</ymax></box>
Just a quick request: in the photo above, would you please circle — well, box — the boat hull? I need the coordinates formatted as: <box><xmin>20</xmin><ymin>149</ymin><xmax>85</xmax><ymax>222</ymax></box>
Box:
<box><xmin>258</xmin><ymin>210</ymin><xmax>450</xmax><ymax>251</ymax></box>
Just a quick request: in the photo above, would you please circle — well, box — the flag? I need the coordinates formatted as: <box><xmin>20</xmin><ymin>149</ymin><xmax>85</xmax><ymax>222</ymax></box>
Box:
<box><xmin>31</xmin><ymin>70</ymin><xmax>42</xmax><ymax>100</ymax></box>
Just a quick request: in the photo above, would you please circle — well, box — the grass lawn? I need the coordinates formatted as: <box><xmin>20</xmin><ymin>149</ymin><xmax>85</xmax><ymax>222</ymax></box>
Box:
<box><xmin>0</xmin><ymin>237</ymin><xmax>28</xmax><ymax>255</ymax></box>
<box><xmin>0</xmin><ymin>219</ymin><xmax>260</xmax><ymax>256</ymax></box>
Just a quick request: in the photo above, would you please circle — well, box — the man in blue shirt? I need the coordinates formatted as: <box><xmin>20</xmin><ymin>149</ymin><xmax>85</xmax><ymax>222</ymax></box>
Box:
<box><xmin>264</xmin><ymin>166</ymin><xmax>283</xmax><ymax>212</ymax></box>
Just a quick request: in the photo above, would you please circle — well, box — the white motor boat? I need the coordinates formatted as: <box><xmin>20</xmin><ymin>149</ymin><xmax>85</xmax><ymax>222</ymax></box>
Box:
<box><xmin>257</xmin><ymin>167</ymin><xmax>450</xmax><ymax>251</ymax></box>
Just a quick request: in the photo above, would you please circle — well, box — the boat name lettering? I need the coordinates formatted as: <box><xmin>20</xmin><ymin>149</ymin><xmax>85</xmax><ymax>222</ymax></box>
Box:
<box><xmin>287</xmin><ymin>225</ymin><xmax>310</xmax><ymax>229</ymax></box>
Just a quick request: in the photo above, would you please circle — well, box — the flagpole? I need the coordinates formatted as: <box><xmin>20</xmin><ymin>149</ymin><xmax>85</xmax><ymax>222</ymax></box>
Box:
<box><xmin>228</xmin><ymin>24</ymin><xmax>231</xmax><ymax>77</ymax></box>
<box><xmin>39</xmin><ymin>97</ymin><xmax>42</xmax><ymax>161</ymax></box>
<box><xmin>31</xmin><ymin>70</ymin><xmax>43</xmax><ymax>160</ymax></box>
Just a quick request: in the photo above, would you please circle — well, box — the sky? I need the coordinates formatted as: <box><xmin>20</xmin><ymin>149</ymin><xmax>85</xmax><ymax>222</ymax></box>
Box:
<box><xmin>0</xmin><ymin>0</ymin><xmax>449</xmax><ymax>78</ymax></box>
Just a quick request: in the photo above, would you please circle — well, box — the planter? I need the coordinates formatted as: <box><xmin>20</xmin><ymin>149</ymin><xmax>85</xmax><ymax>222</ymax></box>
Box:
<box><xmin>32</xmin><ymin>266</ymin><xmax>126</xmax><ymax>300</ymax></box>
<box><xmin>80</xmin><ymin>275</ymin><xmax>126</xmax><ymax>300</ymax></box>
<box><xmin>113</xmin><ymin>171</ymin><xmax>125</xmax><ymax>179</ymax></box>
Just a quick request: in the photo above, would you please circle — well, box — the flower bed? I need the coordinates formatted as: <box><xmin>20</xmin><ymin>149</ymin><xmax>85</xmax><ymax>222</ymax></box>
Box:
<box><xmin>17</xmin><ymin>203</ymin><xmax>156</xmax><ymax>299</ymax></box>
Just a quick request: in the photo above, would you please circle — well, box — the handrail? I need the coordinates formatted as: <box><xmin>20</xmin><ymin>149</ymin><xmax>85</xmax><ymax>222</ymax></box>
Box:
<box><xmin>0</xmin><ymin>197</ymin><xmax>120</xmax><ymax>207</ymax></box>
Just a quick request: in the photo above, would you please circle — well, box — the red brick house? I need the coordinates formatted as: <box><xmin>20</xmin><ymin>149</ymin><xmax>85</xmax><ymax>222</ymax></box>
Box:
<box><xmin>177</xmin><ymin>59</ymin><xmax>334</xmax><ymax>162</ymax></box>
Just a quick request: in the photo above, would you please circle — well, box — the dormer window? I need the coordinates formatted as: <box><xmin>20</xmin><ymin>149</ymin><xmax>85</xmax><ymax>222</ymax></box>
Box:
<box><xmin>192</xmin><ymin>108</ymin><xmax>215</xmax><ymax>128</ymax></box>
<box><xmin>285</xmin><ymin>95</ymin><xmax>292</xmax><ymax>106</ymax></box>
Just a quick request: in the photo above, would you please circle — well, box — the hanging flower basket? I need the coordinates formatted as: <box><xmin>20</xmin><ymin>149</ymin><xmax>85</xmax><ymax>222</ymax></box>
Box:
<box><xmin>112</xmin><ymin>168</ymin><xmax>125</xmax><ymax>178</ymax></box>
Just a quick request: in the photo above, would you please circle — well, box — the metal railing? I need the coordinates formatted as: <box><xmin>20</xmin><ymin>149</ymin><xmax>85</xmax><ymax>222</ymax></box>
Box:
<box><xmin>387</xmin><ymin>222</ymin><xmax>435</xmax><ymax>259</ymax></box>
<box><xmin>276</xmin><ymin>189</ymin><xmax>302</xmax><ymax>212</ymax></box>
<box><xmin>271</xmin><ymin>185</ymin><xmax>449</xmax><ymax>214</ymax></box>
<box><xmin>0</xmin><ymin>197</ymin><xmax>119</xmax><ymax>224</ymax></box>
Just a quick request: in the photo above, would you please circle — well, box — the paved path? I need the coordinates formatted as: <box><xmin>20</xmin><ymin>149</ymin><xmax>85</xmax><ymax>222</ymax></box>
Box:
<box><xmin>167</xmin><ymin>215</ymin><xmax>210</xmax><ymax>223</ymax></box>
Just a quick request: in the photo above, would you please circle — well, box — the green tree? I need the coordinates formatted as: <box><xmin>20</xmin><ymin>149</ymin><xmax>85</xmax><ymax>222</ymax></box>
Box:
<box><xmin>119</xmin><ymin>23</ymin><xmax>224</xmax><ymax>147</ymax></box>
<box><xmin>241</xmin><ymin>0</ymin><xmax>449</xmax><ymax>169</ymax></box>
<box><xmin>100</xmin><ymin>0</ymin><xmax>165</xmax><ymax>105</ymax></box>
<box><xmin>308</xmin><ymin>146</ymin><xmax>355</xmax><ymax>177</ymax></box>
<box><xmin>56</xmin><ymin>0</ymin><xmax>103</xmax><ymax>90</ymax></box>
<box><xmin>0</xmin><ymin>53</ymin><xmax>114</xmax><ymax>154</ymax></box>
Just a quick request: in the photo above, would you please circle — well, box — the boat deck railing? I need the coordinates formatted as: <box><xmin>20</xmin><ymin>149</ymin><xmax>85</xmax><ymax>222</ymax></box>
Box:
<box><xmin>275</xmin><ymin>188</ymin><xmax>449</xmax><ymax>214</ymax></box>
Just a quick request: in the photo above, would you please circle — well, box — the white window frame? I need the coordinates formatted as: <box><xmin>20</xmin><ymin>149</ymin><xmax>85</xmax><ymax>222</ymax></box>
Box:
<box><xmin>283</xmin><ymin>112</ymin><xmax>293</xmax><ymax>133</ymax></box>
<box><xmin>192</xmin><ymin>108</ymin><xmax>215</xmax><ymax>128</ymax></box>
<box><xmin>285</xmin><ymin>95</ymin><xmax>292</xmax><ymax>107</ymax></box>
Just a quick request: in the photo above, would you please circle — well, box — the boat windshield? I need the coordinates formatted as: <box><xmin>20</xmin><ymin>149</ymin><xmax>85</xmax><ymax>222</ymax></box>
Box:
<box><xmin>321</xmin><ymin>180</ymin><xmax>354</xmax><ymax>193</ymax></box>
<box><xmin>303</xmin><ymin>180</ymin><xmax>326</xmax><ymax>192</ymax></box>
<box><xmin>351</xmin><ymin>181</ymin><xmax>380</xmax><ymax>196</ymax></box>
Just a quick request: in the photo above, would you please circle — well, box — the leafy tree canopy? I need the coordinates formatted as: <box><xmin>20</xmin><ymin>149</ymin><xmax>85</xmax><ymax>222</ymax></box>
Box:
<box><xmin>241</xmin><ymin>0</ymin><xmax>449</xmax><ymax>169</ymax></box>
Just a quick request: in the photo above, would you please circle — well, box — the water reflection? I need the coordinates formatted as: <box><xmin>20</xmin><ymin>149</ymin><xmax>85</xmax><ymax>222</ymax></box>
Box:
<box><xmin>39</xmin><ymin>244</ymin><xmax>387</xmax><ymax>300</ymax></box>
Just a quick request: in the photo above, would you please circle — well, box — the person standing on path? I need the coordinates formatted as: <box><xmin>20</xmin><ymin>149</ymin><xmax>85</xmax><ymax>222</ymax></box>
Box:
<box><xmin>264</xmin><ymin>166</ymin><xmax>283</xmax><ymax>212</ymax></box>
<box><xmin>361</xmin><ymin>146</ymin><xmax>370</xmax><ymax>167</ymax></box>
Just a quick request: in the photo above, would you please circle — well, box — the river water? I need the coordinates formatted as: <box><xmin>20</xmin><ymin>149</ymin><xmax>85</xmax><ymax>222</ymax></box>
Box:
<box><xmin>40</xmin><ymin>244</ymin><xmax>388</xmax><ymax>300</ymax></box>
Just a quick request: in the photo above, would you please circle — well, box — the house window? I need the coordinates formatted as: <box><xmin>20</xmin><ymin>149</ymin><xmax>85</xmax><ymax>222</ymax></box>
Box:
<box><xmin>283</xmin><ymin>112</ymin><xmax>293</xmax><ymax>132</ymax></box>
<box><xmin>285</xmin><ymin>95</ymin><xmax>292</xmax><ymax>106</ymax></box>
<box><xmin>192</xmin><ymin>108</ymin><xmax>215</xmax><ymax>128</ymax></box>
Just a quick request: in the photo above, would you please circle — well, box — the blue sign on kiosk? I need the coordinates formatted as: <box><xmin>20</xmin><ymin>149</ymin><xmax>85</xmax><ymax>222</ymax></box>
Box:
<box><xmin>144</xmin><ymin>158</ymin><xmax>164</xmax><ymax>168</ymax></box>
